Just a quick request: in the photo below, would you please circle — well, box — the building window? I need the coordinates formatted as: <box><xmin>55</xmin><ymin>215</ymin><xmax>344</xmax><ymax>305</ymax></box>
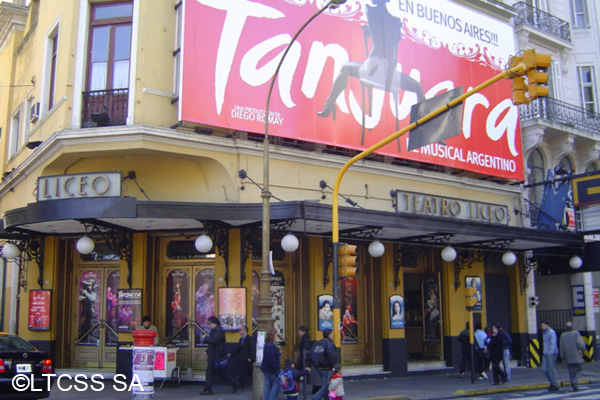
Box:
<box><xmin>586</xmin><ymin>163</ymin><xmax>599</xmax><ymax>173</ymax></box>
<box><xmin>173</xmin><ymin>1</ymin><xmax>182</xmax><ymax>99</ymax></box>
<box><xmin>571</xmin><ymin>0</ymin><xmax>589</xmax><ymax>29</ymax></box>
<box><xmin>558</xmin><ymin>156</ymin><xmax>574</xmax><ymax>174</ymax></box>
<box><xmin>578</xmin><ymin>66</ymin><xmax>597</xmax><ymax>114</ymax></box>
<box><xmin>9</xmin><ymin>109</ymin><xmax>22</xmax><ymax>157</ymax></box>
<box><xmin>82</xmin><ymin>1</ymin><xmax>133</xmax><ymax>127</ymax></box>
<box><xmin>527</xmin><ymin>149</ymin><xmax>545</xmax><ymax>208</ymax></box>
<box><xmin>87</xmin><ymin>2</ymin><xmax>132</xmax><ymax>91</ymax></box>
<box><xmin>48</xmin><ymin>27</ymin><xmax>59</xmax><ymax>110</ymax></box>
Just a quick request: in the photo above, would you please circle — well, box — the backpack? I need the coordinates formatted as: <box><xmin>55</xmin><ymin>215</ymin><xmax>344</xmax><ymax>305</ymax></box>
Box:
<box><xmin>278</xmin><ymin>369</ymin><xmax>296</xmax><ymax>394</ymax></box>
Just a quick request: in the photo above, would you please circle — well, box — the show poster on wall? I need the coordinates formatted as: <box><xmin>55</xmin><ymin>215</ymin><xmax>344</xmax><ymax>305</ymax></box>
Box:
<box><xmin>195</xmin><ymin>269</ymin><xmax>215</xmax><ymax>346</ymax></box>
<box><xmin>117</xmin><ymin>288</ymin><xmax>142</xmax><ymax>333</ymax></box>
<box><xmin>340</xmin><ymin>276</ymin><xmax>359</xmax><ymax>344</ymax></box>
<box><xmin>78</xmin><ymin>271</ymin><xmax>101</xmax><ymax>344</ymax></box>
<box><xmin>318</xmin><ymin>294</ymin><xmax>334</xmax><ymax>331</ymax></box>
<box><xmin>219</xmin><ymin>287</ymin><xmax>247</xmax><ymax>331</ymax></box>
<box><xmin>166</xmin><ymin>270</ymin><xmax>189</xmax><ymax>345</ymax></box>
<box><xmin>270</xmin><ymin>270</ymin><xmax>286</xmax><ymax>343</ymax></box>
<box><xmin>390</xmin><ymin>294</ymin><xmax>404</xmax><ymax>330</ymax></box>
<box><xmin>181</xmin><ymin>0</ymin><xmax>521</xmax><ymax>180</ymax></box>
<box><xmin>465</xmin><ymin>276</ymin><xmax>482</xmax><ymax>311</ymax></box>
<box><xmin>28</xmin><ymin>289</ymin><xmax>51</xmax><ymax>331</ymax></box>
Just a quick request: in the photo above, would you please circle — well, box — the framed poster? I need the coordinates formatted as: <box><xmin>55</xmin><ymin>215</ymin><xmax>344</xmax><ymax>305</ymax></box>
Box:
<box><xmin>218</xmin><ymin>287</ymin><xmax>247</xmax><ymax>331</ymax></box>
<box><xmin>317</xmin><ymin>294</ymin><xmax>333</xmax><ymax>331</ymax></box>
<box><xmin>465</xmin><ymin>276</ymin><xmax>482</xmax><ymax>310</ymax></box>
<box><xmin>423</xmin><ymin>277</ymin><xmax>440</xmax><ymax>340</ymax></box>
<box><xmin>390</xmin><ymin>294</ymin><xmax>404</xmax><ymax>329</ymax></box>
<box><xmin>117</xmin><ymin>289</ymin><xmax>142</xmax><ymax>333</ymax></box>
<box><xmin>340</xmin><ymin>277</ymin><xmax>359</xmax><ymax>344</ymax></box>
<box><xmin>28</xmin><ymin>289</ymin><xmax>51</xmax><ymax>331</ymax></box>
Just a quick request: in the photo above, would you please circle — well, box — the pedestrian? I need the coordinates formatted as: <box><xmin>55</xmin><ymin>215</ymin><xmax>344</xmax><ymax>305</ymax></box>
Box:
<box><xmin>279</xmin><ymin>358</ymin><xmax>307</xmax><ymax>400</ymax></box>
<box><xmin>201</xmin><ymin>316</ymin><xmax>239</xmax><ymax>395</ymax></box>
<box><xmin>541</xmin><ymin>320</ymin><xmax>559</xmax><ymax>391</ymax></box>
<box><xmin>261</xmin><ymin>328</ymin><xmax>281</xmax><ymax>400</ymax></box>
<box><xmin>474</xmin><ymin>323</ymin><xmax>488</xmax><ymax>379</ymax></box>
<box><xmin>483</xmin><ymin>327</ymin><xmax>492</xmax><ymax>375</ymax></box>
<box><xmin>489</xmin><ymin>324</ymin><xmax>507</xmax><ymax>385</ymax></box>
<box><xmin>297</xmin><ymin>325</ymin><xmax>311</xmax><ymax>371</ymax></box>
<box><xmin>306</xmin><ymin>329</ymin><xmax>339</xmax><ymax>400</ymax></box>
<box><xmin>559</xmin><ymin>321</ymin><xmax>586</xmax><ymax>392</ymax></box>
<box><xmin>227</xmin><ymin>325</ymin><xmax>254</xmax><ymax>390</ymax></box>
<box><xmin>141</xmin><ymin>315</ymin><xmax>159</xmax><ymax>345</ymax></box>
<box><xmin>457</xmin><ymin>322</ymin><xmax>471</xmax><ymax>378</ymax></box>
<box><xmin>328</xmin><ymin>364</ymin><xmax>344</xmax><ymax>400</ymax></box>
<box><xmin>498</xmin><ymin>324</ymin><xmax>512</xmax><ymax>381</ymax></box>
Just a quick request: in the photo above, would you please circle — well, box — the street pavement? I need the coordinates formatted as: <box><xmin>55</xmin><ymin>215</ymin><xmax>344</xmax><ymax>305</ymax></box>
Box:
<box><xmin>47</xmin><ymin>361</ymin><xmax>600</xmax><ymax>400</ymax></box>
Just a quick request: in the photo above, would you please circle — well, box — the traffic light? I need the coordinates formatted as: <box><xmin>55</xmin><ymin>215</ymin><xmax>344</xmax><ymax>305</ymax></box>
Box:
<box><xmin>523</xmin><ymin>49</ymin><xmax>551</xmax><ymax>100</ymax></box>
<box><xmin>512</xmin><ymin>76</ymin><xmax>530</xmax><ymax>105</ymax></box>
<box><xmin>465</xmin><ymin>287</ymin><xmax>478</xmax><ymax>310</ymax></box>
<box><xmin>338</xmin><ymin>243</ymin><xmax>357</xmax><ymax>278</ymax></box>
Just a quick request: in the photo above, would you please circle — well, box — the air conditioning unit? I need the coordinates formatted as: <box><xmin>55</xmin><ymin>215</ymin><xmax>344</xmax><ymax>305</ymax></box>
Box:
<box><xmin>30</xmin><ymin>102</ymin><xmax>40</xmax><ymax>123</ymax></box>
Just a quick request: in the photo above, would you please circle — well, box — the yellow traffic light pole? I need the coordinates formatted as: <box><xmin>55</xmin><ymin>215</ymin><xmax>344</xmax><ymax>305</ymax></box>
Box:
<box><xmin>330</xmin><ymin>59</ymin><xmax>534</xmax><ymax>348</ymax></box>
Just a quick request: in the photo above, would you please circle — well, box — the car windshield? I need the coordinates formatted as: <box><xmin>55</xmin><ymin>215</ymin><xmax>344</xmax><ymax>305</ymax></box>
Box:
<box><xmin>0</xmin><ymin>335</ymin><xmax>36</xmax><ymax>351</ymax></box>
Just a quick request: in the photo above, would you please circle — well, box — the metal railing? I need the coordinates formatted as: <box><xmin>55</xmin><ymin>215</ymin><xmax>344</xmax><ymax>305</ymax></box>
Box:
<box><xmin>537</xmin><ymin>309</ymin><xmax>572</xmax><ymax>332</ymax></box>
<box><xmin>520</xmin><ymin>97</ymin><xmax>600</xmax><ymax>136</ymax></box>
<box><xmin>513</xmin><ymin>2</ymin><xmax>571</xmax><ymax>42</ymax></box>
<box><xmin>82</xmin><ymin>88</ymin><xmax>128</xmax><ymax>128</ymax></box>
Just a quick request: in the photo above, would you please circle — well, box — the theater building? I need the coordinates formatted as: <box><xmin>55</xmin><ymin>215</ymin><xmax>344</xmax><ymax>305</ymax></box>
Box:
<box><xmin>0</xmin><ymin>0</ymin><xmax>595</xmax><ymax>378</ymax></box>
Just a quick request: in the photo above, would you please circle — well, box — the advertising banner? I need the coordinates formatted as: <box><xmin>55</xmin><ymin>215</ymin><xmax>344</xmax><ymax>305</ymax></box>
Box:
<box><xmin>117</xmin><ymin>288</ymin><xmax>142</xmax><ymax>333</ymax></box>
<box><xmin>181</xmin><ymin>0</ymin><xmax>522</xmax><ymax>179</ymax></box>
<box><xmin>28</xmin><ymin>289</ymin><xmax>51</xmax><ymax>331</ymax></box>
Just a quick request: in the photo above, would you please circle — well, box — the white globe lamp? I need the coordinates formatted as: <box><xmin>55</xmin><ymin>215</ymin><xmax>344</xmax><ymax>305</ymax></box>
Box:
<box><xmin>2</xmin><ymin>242</ymin><xmax>20</xmax><ymax>259</ymax></box>
<box><xmin>441</xmin><ymin>246</ymin><xmax>457</xmax><ymax>262</ymax></box>
<box><xmin>281</xmin><ymin>234</ymin><xmax>299</xmax><ymax>253</ymax></box>
<box><xmin>76</xmin><ymin>235</ymin><xmax>95</xmax><ymax>255</ymax></box>
<box><xmin>368</xmin><ymin>240</ymin><xmax>385</xmax><ymax>258</ymax></box>
<box><xmin>195</xmin><ymin>234</ymin><xmax>213</xmax><ymax>253</ymax></box>
<box><xmin>569</xmin><ymin>255</ymin><xmax>583</xmax><ymax>269</ymax></box>
<box><xmin>502</xmin><ymin>251</ymin><xmax>517</xmax><ymax>266</ymax></box>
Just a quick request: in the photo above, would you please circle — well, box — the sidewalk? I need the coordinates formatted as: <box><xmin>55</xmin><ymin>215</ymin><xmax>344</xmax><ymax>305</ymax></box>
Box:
<box><xmin>48</xmin><ymin>361</ymin><xmax>600</xmax><ymax>400</ymax></box>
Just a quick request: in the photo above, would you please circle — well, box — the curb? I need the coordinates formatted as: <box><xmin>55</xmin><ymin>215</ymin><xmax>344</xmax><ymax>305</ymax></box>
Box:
<box><xmin>451</xmin><ymin>378</ymin><xmax>598</xmax><ymax>398</ymax></box>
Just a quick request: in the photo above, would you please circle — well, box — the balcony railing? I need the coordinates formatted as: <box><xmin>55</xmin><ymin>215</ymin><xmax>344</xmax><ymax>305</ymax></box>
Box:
<box><xmin>82</xmin><ymin>88</ymin><xmax>128</xmax><ymax>128</ymax></box>
<box><xmin>519</xmin><ymin>97</ymin><xmax>600</xmax><ymax>135</ymax></box>
<box><xmin>513</xmin><ymin>2</ymin><xmax>571</xmax><ymax>42</ymax></box>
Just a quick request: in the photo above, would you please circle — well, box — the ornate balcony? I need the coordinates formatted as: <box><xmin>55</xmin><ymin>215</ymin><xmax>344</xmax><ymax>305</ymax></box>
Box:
<box><xmin>513</xmin><ymin>2</ymin><xmax>571</xmax><ymax>43</ymax></box>
<box><xmin>519</xmin><ymin>97</ymin><xmax>600</xmax><ymax>135</ymax></box>
<box><xmin>82</xmin><ymin>89</ymin><xmax>128</xmax><ymax>128</ymax></box>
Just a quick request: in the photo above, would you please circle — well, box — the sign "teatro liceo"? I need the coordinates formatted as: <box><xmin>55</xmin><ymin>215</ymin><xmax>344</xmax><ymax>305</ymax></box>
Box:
<box><xmin>395</xmin><ymin>190</ymin><xmax>509</xmax><ymax>225</ymax></box>
<box><xmin>37</xmin><ymin>172</ymin><xmax>122</xmax><ymax>201</ymax></box>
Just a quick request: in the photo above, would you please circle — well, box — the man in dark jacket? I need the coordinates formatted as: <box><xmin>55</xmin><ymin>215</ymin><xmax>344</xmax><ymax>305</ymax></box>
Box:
<box><xmin>202</xmin><ymin>316</ymin><xmax>238</xmax><ymax>395</ymax></box>
<box><xmin>306</xmin><ymin>329</ymin><xmax>339</xmax><ymax>400</ymax></box>
<box><xmin>458</xmin><ymin>322</ymin><xmax>471</xmax><ymax>378</ymax></box>
<box><xmin>227</xmin><ymin>325</ymin><xmax>254</xmax><ymax>389</ymax></box>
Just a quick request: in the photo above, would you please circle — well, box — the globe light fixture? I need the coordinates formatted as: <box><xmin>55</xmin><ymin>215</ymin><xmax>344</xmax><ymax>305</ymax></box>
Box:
<box><xmin>368</xmin><ymin>240</ymin><xmax>385</xmax><ymax>258</ymax></box>
<box><xmin>281</xmin><ymin>234</ymin><xmax>299</xmax><ymax>253</ymax></box>
<box><xmin>569</xmin><ymin>255</ymin><xmax>583</xmax><ymax>269</ymax></box>
<box><xmin>502</xmin><ymin>251</ymin><xmax>517</xmax><ymax>266</ymax></box>
<box><xmin>441</xmin><ymin>245</ymin><xmax>457</xmax><ymax>262</ymax></box>
<box><xmin>2</xmin><ymin>242</ymin><xmax>20</xmax><ymax>259</ymax></box>
<box><xmin>195</xmin><ymin>234</ymin><xmax>213</xmax><ymax>253</ymax></box>
<box><xmin>76</xmin><ymin>235</ymin><xmax>95</xmax><ymax>255</ymax></box>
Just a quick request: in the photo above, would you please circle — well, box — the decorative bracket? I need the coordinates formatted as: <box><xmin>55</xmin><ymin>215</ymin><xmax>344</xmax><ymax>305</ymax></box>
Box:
<box><xmin>241</xmin><ymin>227</ymin><xmax>261</xmax><ymax>285</ymax></box>
<box><xmin>203</xmin><ymin>221</ymin><xmax>229</xmax><ymax>286</ymax></box>
<box><xmin>82</xmin><ymin>221</ymin><xmax>133</xmax><ymax>288</ymax></box>
<box><xmin>2</xmin><ymin>236</ymin><xmax>45</xmax><ymax>290</ymax></box>
<box><xmin>521</xmin><ymin>254</ymin><xmax>537</xmax><ymax>292</ymax></box>
<box><xmin>454</xmin><ymin>249</ymin><xmax>483</xmax><ymax>291</ymax></box>
<box><xmin>394</xmin><ymin>244</ymin><xmax>427</xmax><ymax>289</ymax></box>
<box><xmin>339</xmin><ymin>226</ymin><xmax>381</xmax><ymax>241</ymax></box>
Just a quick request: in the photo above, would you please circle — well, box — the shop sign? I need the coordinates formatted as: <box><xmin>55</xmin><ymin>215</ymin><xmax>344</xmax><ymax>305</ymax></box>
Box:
<box><xmin>180</xmin><ymin>0</ymin><xmax>522</xmax><ymax>180</ymax></box>
<box><xmin>394</xmin><ymin>190</ymin><xmax>509</xmax><ymax>224</ymax></box>
<box><xmin>37</xmin><ymin>172</ymin><xmax>121</xmax><ymax>201</ymax></box>
<box><xmin>572</xmin><ymin>285</ymin><xmax>585</xmax><ymax>316</ymax></box>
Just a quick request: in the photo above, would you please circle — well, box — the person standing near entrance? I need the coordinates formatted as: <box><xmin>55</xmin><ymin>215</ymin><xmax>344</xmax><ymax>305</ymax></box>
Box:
<box><xmin>306</xmin><ymin>329</ymin><xmax>339</xmax><ymax>400</ymax></box>
<box><xmin>473</xmin><ymin>323</ymin><xmax>488</xmax><ymax>380</ymax></box>
<box><xmin>457</xmin><ymin>322</ymin><xmax>471</xmax><ymax>378</ymax></box>
<box><xmin>201</xmin><ymin>316</ymin><xmax>239</xmax><ymax>395</ymax></box>
<box><xmin>541</xmin><ymin>321</ymin><xmax>559</xmax><ymax>391</ymax></box>
<box><xmin>141</xmin><ymin>316</ymin><xmax>159</xmax><ymax>345</ymax></box>
<box><xmin>297</xmin><ymin>325</ymin><xmax>311</xmax><ymax>371</ymax></box>
<box><xmin>560</xmin><ymin>321</ymin><xmax>586</xmax><ymax>392</ymax></box>
<box><xmin>227</xmin><ymin>325</ymin><xmax>254</xmax><ymax>389</ymax></box>
<box><xmin>489</xmin><ymin>324</ymin><xmax>507</xmax><ymax>385</ymax></box>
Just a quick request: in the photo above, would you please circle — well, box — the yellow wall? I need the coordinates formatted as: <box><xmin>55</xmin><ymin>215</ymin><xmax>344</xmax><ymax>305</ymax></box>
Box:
<box><xmin>381</xmin><ymin>243</ymin><xmax>403</xmax><ymax>339</ymax></box>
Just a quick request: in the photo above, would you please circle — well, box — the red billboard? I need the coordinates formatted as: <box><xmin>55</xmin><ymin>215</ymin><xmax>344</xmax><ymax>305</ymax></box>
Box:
<box><xmin>181</xmin><ymin>0</ymin><xmax>522</xmax><ymax>180</ymax></box>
